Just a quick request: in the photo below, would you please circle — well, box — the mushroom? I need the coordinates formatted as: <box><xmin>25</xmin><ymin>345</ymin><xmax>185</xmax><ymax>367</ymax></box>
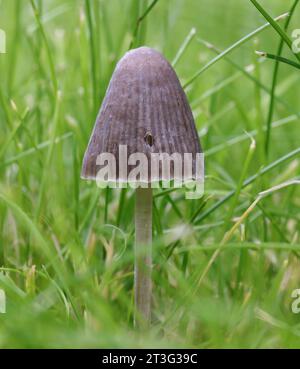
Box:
<box><xmin>81</xmin><ymin>46</ymin><xmax>203</xmax><ymax>327</ymax></box>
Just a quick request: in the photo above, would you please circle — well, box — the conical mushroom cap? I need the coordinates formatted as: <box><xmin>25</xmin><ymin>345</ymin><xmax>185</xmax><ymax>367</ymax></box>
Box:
<box><xmin>81</xmin><ymin>46</ymin><xmax>202</xmax><ymax>183</ymax></box>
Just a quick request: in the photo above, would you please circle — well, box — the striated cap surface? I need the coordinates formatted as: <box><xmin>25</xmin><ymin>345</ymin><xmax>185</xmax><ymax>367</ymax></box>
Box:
<box><xmin>81</xmin><ymin>46</ymin><xmax>202</xmax><ymax>182</ymax></box>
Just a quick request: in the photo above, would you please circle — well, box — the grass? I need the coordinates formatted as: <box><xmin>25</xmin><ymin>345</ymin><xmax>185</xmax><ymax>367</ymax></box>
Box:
<box><xmin>256</xmin><ymin>51</ymin><xmax>300</xmax><ymax>71</ymax></box>
<box><xmin>0</xmin><ymin>0</ymin><xmax>300</xmax><ymax>348</ymax></box>
<box><xmin>263</xmin><ymin>0</ymin><xmax>300</xmax><ymax>156</ymax></box>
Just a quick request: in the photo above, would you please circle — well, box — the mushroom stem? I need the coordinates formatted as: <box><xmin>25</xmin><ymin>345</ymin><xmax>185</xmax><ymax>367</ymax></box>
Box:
<box><xmin>134</xmin><ymin>186</ymin><xmax>152</xmax><ymax>327</ymax></box>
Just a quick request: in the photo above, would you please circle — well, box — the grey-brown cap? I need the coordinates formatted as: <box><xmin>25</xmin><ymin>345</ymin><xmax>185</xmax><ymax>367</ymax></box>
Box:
<box><xmin>81</xmin><ymin>46</ymin><xmax>202</xmax><ymax>183</ymax></box>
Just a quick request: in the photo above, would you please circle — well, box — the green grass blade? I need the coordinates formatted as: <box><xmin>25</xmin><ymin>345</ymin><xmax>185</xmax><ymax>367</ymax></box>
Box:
<box><xmin>256</xmin><ymin>51</ymin><xmax>300</xmax><ymax>70</ymax></box>
<box><xmin>250</xmin><ymin>0</ymin><xmax>300</xmax><ymax>63</ymax></box>
<box><xmin>223</xmin><ymin>136</ymin><xmax>256</xmax><ymax>231</ymax></box>
<box><xmin>183</xmin><ymin>12</ymin><xmax>289</xmax><ymax>88</ymax></box>
<box><xmin>172</xmin><ymin>27</ymin><xmax>196</xmax><ymax>67</ymax></box>
<box><xmin>30</xmin><ymin>0</ymin><xmax>58</xmax><ymax>95</ymax></box>
<box><xmin>129</xmin><ymin>0</ymin><xmax>159</xmax><ymax>49</ymax></box>
<box><xmin>85</xmin><ymin>0</ymin><xmax>98</xmax><ymax>116</ymax></box>
<box><xmin>262</xmin><ymin>0</ymin><xmax>300</xmax><ymax>156</ymax></box>
<box><xmin>194</xmin><ymin>146</ymin><xmax>300</xmax><ymax>224</ymax></box>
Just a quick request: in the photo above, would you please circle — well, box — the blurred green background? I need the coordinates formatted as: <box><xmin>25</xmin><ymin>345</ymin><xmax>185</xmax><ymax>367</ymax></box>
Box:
<box><xmin>0</xmin><ymin>0</ymin><xmax>300</xmax><ymax>348</ymax></box>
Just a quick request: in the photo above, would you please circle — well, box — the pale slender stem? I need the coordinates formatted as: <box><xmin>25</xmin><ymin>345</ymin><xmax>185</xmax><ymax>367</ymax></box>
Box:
<box><xmin>134</xmin><ymin>187</ymin><xmax>152</xmax><ymax>327</ymax></box>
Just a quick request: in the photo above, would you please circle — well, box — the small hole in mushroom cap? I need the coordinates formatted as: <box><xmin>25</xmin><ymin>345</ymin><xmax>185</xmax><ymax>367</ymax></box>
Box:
<box><xmin>144</xmin><ymin>132</ymin><xmax>154</xmax><ymax>147</ymax></box>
